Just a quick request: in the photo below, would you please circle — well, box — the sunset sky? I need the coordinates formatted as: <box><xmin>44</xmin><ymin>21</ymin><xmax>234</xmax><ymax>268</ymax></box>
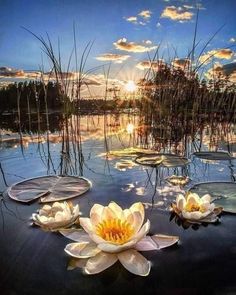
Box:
<box><xmin>0</xmin><ymin>0</ymin><xmax>236</xmax><ymax>91</ymax></box>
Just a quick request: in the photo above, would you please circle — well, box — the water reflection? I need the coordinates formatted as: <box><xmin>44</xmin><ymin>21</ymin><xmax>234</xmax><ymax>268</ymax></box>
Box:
<box><xmin>0</xmin><ymin>112</ymin><xmax>235</xmax><ymax>217</ymax></box>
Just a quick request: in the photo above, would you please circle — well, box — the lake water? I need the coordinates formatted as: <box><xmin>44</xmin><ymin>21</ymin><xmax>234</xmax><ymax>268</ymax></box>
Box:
<box><xmin>0</xmin><ymin>113</ymin><xmax>236</xmax><ymax>293</ymax></box>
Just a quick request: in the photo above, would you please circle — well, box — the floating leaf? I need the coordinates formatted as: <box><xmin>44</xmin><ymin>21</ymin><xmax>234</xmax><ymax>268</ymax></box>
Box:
<box><xmin>8</xmin><ymin>175</ymin><xmax>92</xmax><ymax>203</ymax></box>
<box><xmin>189</xmin><ymin>182</ymin><xmax>236</xmax><ymax>213</ymax></box>
<box><xmin>193</xmin><ymin>151</ymin><xmax>234</xmax><ymax>161</ymax></box>
<box><xmin>165</xmin><ymin>175</ymin><xmax>190</xmax><ymax>186</ymax></box>
<box><xmin>106</xmin><ymin>148</ymin><xmax>157</xmax><ymax>158</ymax></box>
<box><xmin>135</xmin><ymin>153</ymin><xmax>189</xmax><ymax>168</ymax></box>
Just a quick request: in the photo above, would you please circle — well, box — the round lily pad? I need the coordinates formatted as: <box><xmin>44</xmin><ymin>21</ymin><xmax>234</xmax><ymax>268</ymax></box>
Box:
<box><xmin>135</xmin><ymin>153</ymin><xmax>189</xmax><ymax>168</ymax></box>
<box><xmin>189</xmin><ymin>182</ymin><xmax>236</xmax><ymax>213</ymax></box>
<box><xmin>193</xmin><ymin>151</ymin><xmax>235</xmax><ymax>161</ymax></box>
<box><xmin>8</xmin><ymin>175</ymin><xmax>92</xmax><ymax>203</ymax></box>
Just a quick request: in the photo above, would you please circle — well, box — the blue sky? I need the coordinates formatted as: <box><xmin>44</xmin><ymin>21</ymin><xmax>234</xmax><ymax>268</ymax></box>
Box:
<box><xmin>0</xmin><ymin>0</ymin><xmax>236</xmax><ymax>83</ymax></box>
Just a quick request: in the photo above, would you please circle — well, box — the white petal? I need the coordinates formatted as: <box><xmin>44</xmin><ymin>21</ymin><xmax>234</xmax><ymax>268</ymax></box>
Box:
<box><xmin>182</xmin><ymin>211</ymin><xmax>202</xmax><ymax>220</ymax></box>
<box><xmin>132</xmin><ymin>220</ymin><xmax>150</xmax><ymax>242</ymax></box>
<box><xmin>67</xmin><ymin>258</ymin><xmax>88</xmax><ymax>270</ymax></box>
<box><xmin>60</xmin><ymin>229</ymin><xmax>91</xmax><ymax>242</ymax></box>
<box><xmin>129</xmin><ymin>202</ymin><xmax>144</xmax><ymax>223</ymax></box>
<box><xmin>108</xmin><ymin>202</ymin><xmax>123</xmax><ymax>218</ymax></box>
<box><xmin>64</xmin><ymin>242</ymin><xmax>100</xmax><ymax>258</ymax></box>
<box><xmin>101</xmin><ymin>206</ymin><xmax>116</xmax><ymax>221</ymax></box>
<box><xmin>97</xmin><ymin>239</ymin><xmax>137</xmax><ymax>253</ymax></box>
<box><xmin>79</xmin><ymin>217</ymin><xmax>94</xmax><ymax>233</ymax></box>
<box><xmin>84</xmin><ymin>252</ymin><xmax>118</xmax><ymax>275</ymax></box>
<box><xmin>201</xmin><ymin>194</ymin><xmax>212</xmax><ymax>203</ymax></box>
<box><xmin>130</xmin><ymin>211</ymin><xmax>143</xmax><ymax>233</ymax></box>
<box><xmin>151</xmin><ymin>234</ymin><xmax>179</xmax><ymax>249</ymax></box>
<box><xmin>134</xmin><ymin>236</ymin><xmax>159</xmax><ymax>251</ymax></box>
<box><xmin>176</xmin><ymin>194</ymin><xmax>186</xmax><ymax>211</ymax></box>
<box><xmin>118</xmin><ymin>249</ymin><xmax>151</xmax><ymax>276</ymax></box>
<box><xmin>186</xmin><ymin>193</ymin><xmax>200</xmax><ymax>205</ymax></box>
<box><xmin>90</xmin><ymin>212</ymin><xmax>102</xmax><ymax>227</ymax></box>
<box><xmin>90</xmin><ymin>204</ymin><xmax>104</xmax><ymax>219</ymax></box>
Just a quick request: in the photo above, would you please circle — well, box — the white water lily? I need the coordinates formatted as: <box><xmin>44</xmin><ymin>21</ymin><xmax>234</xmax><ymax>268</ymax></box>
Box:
<box><xmin>173</xmin><ymin>192</ymin><xmax>222</xmax><ymax>223</ymax></box>
<box><xmin>64</xmin><ymin>202</ymin><xmax>179</xmax><ymax>276</ymax></box>
<box><xmin>32</xmin><ymin>201</ymin><xmax>80</xmax><ymax>231</ymax></box>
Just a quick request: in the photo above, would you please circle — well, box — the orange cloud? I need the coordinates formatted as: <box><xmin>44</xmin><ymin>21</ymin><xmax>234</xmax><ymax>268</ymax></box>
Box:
<box><xmin>161</xmin><ymin>6</ymin><xmax>194</xmax><ymax>21</ymax></box>
<box><xmin>199</xmin><ymin>49</ymin><xmax>234</xmax><ymax>64</ymax></box>
<box><xmin>113</xmin><ymin>38</ymin><xmax>157</xmax><ymax>53</ymax></box>
<box><xmin>205</xmin><ymin>62</ymin><xmax>236</xmax><ymax>83</ymax></box>
<box><xmin>172</xmin><ymin>58</ymin><xmax>190</xmax><ymax>70</ymax></box>
<box><xmin>96</xmin><ymin>53</ymin><xmax>130</xmax><ymax>63</ymax></box>
<box><xmin>138</xmin><ymin>10</ymin><xmax>152</xmax><ymax>19</ymax></box>
<box><xmin>136</xmin><ymin>60</ymin><xmax>165</xmax><ymax>71</ymax></box>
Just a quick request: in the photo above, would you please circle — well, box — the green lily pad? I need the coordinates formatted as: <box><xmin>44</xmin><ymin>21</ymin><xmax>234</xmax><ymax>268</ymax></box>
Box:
<box><xmin>8</xmin><ymin>175</ymin><xmax>92</xmax><ymax>203</ymax></box>
<box><xmin>189</xmin><ymin>182</ymin><xmax>236</xmax><ymax>213</ymax></box>
<box><xmin>135</xmin><ymin>153</ymin><xmax>189</xmax><ymax>168</ymax></box>
<box><xmin>193</xmin><ymin>151</ymin><xmax>234</xmax><ymax>161</ymax></box>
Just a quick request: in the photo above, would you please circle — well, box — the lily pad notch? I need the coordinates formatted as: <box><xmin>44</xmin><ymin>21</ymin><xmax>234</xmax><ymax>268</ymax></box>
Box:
<box><xmin>7</xmin><ymin>175</ymin><xmax>92</xmax><ymax>203</ymax></box>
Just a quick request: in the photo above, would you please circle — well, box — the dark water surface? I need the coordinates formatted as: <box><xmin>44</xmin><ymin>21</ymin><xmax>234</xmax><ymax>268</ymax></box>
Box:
<box><xmin>0</xmin><ymin>113</ymin><xmax>236</xmax><ymax>294</ymax></box>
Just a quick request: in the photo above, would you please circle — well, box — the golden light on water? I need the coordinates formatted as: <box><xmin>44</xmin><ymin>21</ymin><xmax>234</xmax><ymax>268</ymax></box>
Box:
<box><xmin>124</xmin><ymin>80</ymin><xmax>137</xmax><ymax>92</ymax></box>
<box><xmin>126</xmin><ymin>123</ymin><xmax>135</xmax><ymax>134</ymax></box>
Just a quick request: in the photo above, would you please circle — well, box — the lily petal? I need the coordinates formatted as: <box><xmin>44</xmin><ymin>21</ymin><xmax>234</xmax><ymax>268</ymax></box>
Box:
<box><xmin>84</xmin><ymin>252</ymin><xmax>118</xmax><ymax>275</ymax></box>
<box><xmin>65</xmin><ymin>242</ymin><xmax>100</xmax><ymax>258</ymax></box>
<box><xmin>134</xmin><ymin>236</ymin><xmax>159</xmax><ymax>251</ymax></box>
<box><xmin>176</xmin><ymin>194</ymin><xmax>186</xmax><ymax>211</ymax></box>
<box><xmin>118</xmin><ymin>249</ymin><xmax>151</xmax><ymax>276</ymax></box>
<box><xmin>201</xmin><ymin>194</ymin><xmax>211</xmax><ymax>203</ymax></box>
<box><xmin>130</xmin><ymin>202</ymin><xmax>144</xmax><ymax>223</ymax></box>
<box><xmin>97</xmin><ymin>239</ymin><xmax>137</xmax><ymax>253</ymax></box>
<box><xmin>132</xmin><ymin>220</ymin><xmax>150</xmax><ymax>242</ymax></box>
<box><xmin>79</xmin><ymin>217</ymin><xmax>94</xmax><ymax>233</ymax></box>
<box><xmin>60</xmin><ymin>229</ymin><xmax>91</xmax><ymax>242</ymax></box>
<box><xmin>151</xmin><ymin>234</ymin><xmax>179</xmax><ymax>249</ymax></box>
<box><xmin>108</xmin><ymin>202</ymin><xmax>123</xmax><ymax>218</ymax></box>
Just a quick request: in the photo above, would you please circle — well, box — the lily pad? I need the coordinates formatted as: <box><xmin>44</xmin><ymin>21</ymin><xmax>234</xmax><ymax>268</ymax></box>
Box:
<box><xmin>189</xmin><ymin>182</ymin><xmax>236</xmax><ymax>213</ymax></box>
<box><xmin>8</xmin><ymin>175</ymin><xmax>92</xmax><ymax>203</ymax></box>
<box><xmin>193</xmin><ymin>151</ymin><xmax>234</xmax><ymax>161</ymax></box>
<box><xmin>135</xmin><ymin>153</ymin><xmax>189</xmax><ymax>168</ymax></box>
<box><xmin>106</xmin><ymin>148</ymin><xmax>158</xmax><ymax>158</ymax></box>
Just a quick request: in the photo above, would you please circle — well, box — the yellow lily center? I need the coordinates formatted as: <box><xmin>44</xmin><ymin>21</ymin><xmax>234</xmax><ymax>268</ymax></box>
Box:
<box><xmin>96</xmin><ymin>218</ymin><xmax>134</xmax><ymax>245</ymax></box>
<box><xmin>185</xmin><ymin>202</ymin><xmax>206</xmax><ymax>213</ymax></box>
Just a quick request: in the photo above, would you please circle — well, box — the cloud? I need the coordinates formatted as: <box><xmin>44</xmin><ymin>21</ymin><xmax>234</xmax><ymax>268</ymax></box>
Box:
<box><xmin>205</xmin><ymin>62</ymin><xmax>236</xmax><ymax>83</ymax></box>
<box><xmin>0</xmin><ymin>67</ymin><xmax>27</xmax><ymax>78</ymax></box>
<box><xmin>199</xmin><ymin>49</ymin><xmax>234</xmax><ymax>64</ymax></box>
<box><xmin>144</xmin><ymin>40</ymin><xmax>152</xmax><ymax>45</ymax></box>
<box><xmin>113</xmin><ymin>38</ymin><xmax>157</xmax><ymax>53</ymax></box>
<box><xmin>229</xmin><ymin>37</ymin><xmax>236</xmax><ymax>43</ymax></box>
<box><xmin>138</xmin><ymin>10</ymin><xmax>152</xmax><ymax>19</ymax></box>
<box><xmin>125</xmin><ymin>16</ymin><xmax>137</xmax><ymax>23</ymax></box>
<box><xmin>0</xmin><ymin>66</ymin><xmax>102</xmax><ymax>85</ymax></box>
<box><xmin>125</xmin><ymin>9</ymin><xmax>152</xmax><ymax>26</ymax></box>
<box><xmin>96</xmin><ymin>53</ymin><xmax>130</xmax><ymax>63</ymax></box>
<box><xmin>136</xmin><ymin>60</ymin><xmax>165</xmax><ymax>71</ymax></box>
<box><xmin>161</xmin><ymin>6</ymin><xmax>194</xmax><ymax>21</ymax></box>
<box><xmin>172</xmin><ymin>58</ymin><xmax>190</xmax><ymax>70</ymax></box>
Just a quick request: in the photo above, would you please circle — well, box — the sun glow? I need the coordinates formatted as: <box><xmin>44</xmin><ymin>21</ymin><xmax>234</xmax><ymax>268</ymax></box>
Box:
<box><xmin>126</xmin><ymin>123</ymin><xmax>135</xmax><ymax>134</ymax></box>
<box><xmin>124</xmin><ymin>80</ymin><xmax>137</xmax><ymax>92</ymax></box>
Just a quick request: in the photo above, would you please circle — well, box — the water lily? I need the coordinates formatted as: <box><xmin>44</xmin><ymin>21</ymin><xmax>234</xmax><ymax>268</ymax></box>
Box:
<box><xmin>64</xmin><ymin>202</ymin><xmax>179</xmax><ymax>276</ymax></box>
<box><xmin>172</xmin><ymin>192</ymin><xmax>222</xmax><ymax>223</ymax></box>
<box><xmin>32</xmin><ymin>201</ymin><xmax>80</xmax><ymax>231</ymax></box>
<box><xmin>166</xmin><ymin>175</ymin><xmax>190</xmax><ymax>186</ymax></box>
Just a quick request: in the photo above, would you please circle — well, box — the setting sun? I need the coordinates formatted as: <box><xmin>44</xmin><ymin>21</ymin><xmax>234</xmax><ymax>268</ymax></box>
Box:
<box><xmin>124</xmin><ymin>80</ymin><xmax>137</xmax><ymax>92</ymax></box>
